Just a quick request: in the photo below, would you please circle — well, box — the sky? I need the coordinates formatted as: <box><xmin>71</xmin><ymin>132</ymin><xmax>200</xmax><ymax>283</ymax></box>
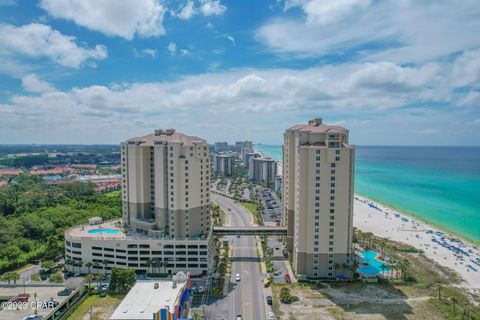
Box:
<box><xmin>0</xmin><ymin>0</ymin><xmax>479</xmax><ymax>145</ymax></box>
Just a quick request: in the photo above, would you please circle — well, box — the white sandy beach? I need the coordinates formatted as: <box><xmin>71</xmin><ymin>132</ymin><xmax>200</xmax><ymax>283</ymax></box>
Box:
<box><xmin>353</xmin><ymin>195</ymin><xmax>480</xmax><ymax>290</ymax></box>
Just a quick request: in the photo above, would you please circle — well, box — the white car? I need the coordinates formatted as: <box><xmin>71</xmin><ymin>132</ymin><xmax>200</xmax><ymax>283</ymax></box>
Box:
<box><xmin>235</xmin><ymin>273</ymin><xmax>241</xmax><ymax>282</ymax></box>
<box><xmin>268</xmin><ymin>311</ymin><xmax>275</xmax><ymax>320</ymax></box>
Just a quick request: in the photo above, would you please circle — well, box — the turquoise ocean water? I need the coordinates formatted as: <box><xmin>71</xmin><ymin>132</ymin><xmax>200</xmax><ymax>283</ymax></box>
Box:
<box><xmin>255</xmin><ymin>144</ymin><xmax>480</xmax><ymax>243</ymax></box>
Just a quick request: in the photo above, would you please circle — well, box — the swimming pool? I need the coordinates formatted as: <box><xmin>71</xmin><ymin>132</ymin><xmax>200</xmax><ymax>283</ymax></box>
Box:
<box><xmin>87</xmin><ymin>228</ymin><xmax>121</xmax><ymax>234</ymax></box>
<box><xmin>358</xmin><ymin>250</ymin><xmax>390</xmax><ymax>276</ymax></box>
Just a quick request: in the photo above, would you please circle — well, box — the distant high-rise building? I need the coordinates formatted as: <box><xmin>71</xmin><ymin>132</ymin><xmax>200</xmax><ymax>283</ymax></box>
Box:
<box><xmin>214</xmin><ymin>142</ymin><xmax>228</xmax><ymax>152</ymax></box>
<box><xmin>283</xmin><ymin>118</ymin><xmax>355</xmax><ymax>279</ymax></box>
<box><xmin>244</xmin><ymin>152</ymin><xmax>260</xmax><ymax>168</ymax></box>
<box><xmin>249</xmin><ymin>157</ymin><xmax>277</xmax><ymax>187</ymax></box>
<box><xmin>213</xmin><ymin>153</ymin><xmax>234</xmax><ymax>176</ymax></box>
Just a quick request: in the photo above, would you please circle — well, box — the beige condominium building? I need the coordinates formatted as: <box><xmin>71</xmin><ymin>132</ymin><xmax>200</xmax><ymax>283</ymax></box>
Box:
<box><xmin>283</xmin><ymin>118</ymin><xmax>355</xmax><ymax>279</ymax></box>
<box><xmin>213</xmin><ymin>153</ymin><xmax>234</xmax><ymax>176</ymax></box>
<box><xmin>64</xmin><ymin>129</ymin><xmax>215</xmax><ymax>276</ymax></box>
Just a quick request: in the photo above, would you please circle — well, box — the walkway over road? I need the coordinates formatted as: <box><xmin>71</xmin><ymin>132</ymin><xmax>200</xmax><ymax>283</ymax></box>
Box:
<box><xmin>213</xmin><ymin>226</ymin><xmax>287</xmax><ymax>236</ymax></box>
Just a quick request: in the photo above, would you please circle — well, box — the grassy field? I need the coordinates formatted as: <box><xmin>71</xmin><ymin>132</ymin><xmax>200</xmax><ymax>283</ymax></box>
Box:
<box><xmin>67</xmin><ymin>294</ymin><xmax>123</xmax><ymax>320</ymax></box>
<box><xmin>239</xmin><ymin>202</ymin><xmax>263</xmax><ymax>225</ymax></box>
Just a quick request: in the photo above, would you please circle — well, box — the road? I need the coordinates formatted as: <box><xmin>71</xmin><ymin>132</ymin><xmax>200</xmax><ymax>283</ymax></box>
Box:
<box><xmin>206</xmin><ymin>193</ymin><xmax>266</xmax><ymax>320</ymax></box>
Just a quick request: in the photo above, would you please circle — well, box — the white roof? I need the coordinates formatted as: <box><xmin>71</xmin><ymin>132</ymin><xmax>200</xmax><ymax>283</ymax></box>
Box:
<box><xmin>109</xmin><ymin>281</ymin><xmax>185</xmax><ymax>320</ymax></box>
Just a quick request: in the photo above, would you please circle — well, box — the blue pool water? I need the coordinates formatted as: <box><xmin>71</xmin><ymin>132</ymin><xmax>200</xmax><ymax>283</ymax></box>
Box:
<box><xmin>358</xmin><ymin>250</ymin><xmax>389</xmax><ymax>276</ymax></box>
<box><xmin>87</xmin><ymin>228</ymin><xmax>121</xmax><ymax>234</ymax></box>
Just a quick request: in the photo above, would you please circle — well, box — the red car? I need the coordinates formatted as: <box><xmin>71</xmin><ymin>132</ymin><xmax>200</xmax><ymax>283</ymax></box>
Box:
<box><xmin>15</xmin><ymin>294</ymin><xmax>29</xmax><ymax>302</ymax></box>
<box><xmin>284</xmin><ymin>274</ymin><xmax>291</xmax><ymax>283</ymax></box>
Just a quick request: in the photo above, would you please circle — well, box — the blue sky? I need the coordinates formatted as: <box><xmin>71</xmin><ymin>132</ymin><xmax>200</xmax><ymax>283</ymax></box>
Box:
<box><xmin>0</xmin><ymin>0</ymin><xmax>479</xmax><ymax>145</ymax></box>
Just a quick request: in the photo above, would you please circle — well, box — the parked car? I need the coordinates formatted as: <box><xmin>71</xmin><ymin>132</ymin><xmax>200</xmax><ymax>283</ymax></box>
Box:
<box><xmin>57</xmin><ymin>289</ymin><xmax>72</xmax><ymax>296</ymax></box>
<box><xmin>40</xmin><ymin>273</ymin><xmax>48</xmax><ymax>281</ymax></box>
<box><xmin>23</xmin><ymin>315</ymin><xmax>43</xmax><ymax>320</ymax></box>
<box><xmin>235</xmin><ymin>273</ymin><xmax>241</xmax><ymax>282</ymax></box>
<box><xmin>44</xmin><ymin>299</ymin><xmax>59</xmax><ymax>308</ymax></box>
<box><xmin>268</xmin><ymin>311</ymin><xmax>275</xmax><ymax>320</ymax></box>
<box><xmin>31</xmin><ymin>259</ymin><xmax>40</xmax><ymax>265</ymax></box>
<box><xmin>15</xmin><ymin>294</ymin><xmax>29</xmax><ymax>302</ymax></box>
<box><xmin>266</xmin><ymin>296</ymin><xmax>273</xmax><ymax>305</ymax></box>
<box><xmin>284</xmin><ymin>274</ymin><xmax>291</xmax><ymax>283</ymax></box>
<box><xmin>236</xmin><ymin>315</ymin><xmax>242</xmax><ymax>320</ymax></box>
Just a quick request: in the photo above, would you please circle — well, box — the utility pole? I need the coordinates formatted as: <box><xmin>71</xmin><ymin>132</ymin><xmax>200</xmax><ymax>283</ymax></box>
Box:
<box><xmin>33</xmin><ymin>293</ymin><xmax>37</xmax><ymax>315</ymax></box>
<box><xmin>89</xmin><ymin>306</ymin><xmax>93</xmax><ymax>320</ymax></box>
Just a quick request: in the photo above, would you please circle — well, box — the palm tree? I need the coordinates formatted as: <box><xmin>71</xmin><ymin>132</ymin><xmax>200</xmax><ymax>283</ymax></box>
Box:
<box><xmin>380</xmin><ymin>264</ymin><xmax>388</xmax><ymax>278</ymax></box>
<box><xmin>93</xmin><ymin>262</ymin><xmax>101</xmax><ymax>273</ymax></box>
<box><xmin>191</xmin><ymin>312</ymin><xmax>203</xmax><ymax>320</ymax></box>
<box><xmin>85</xmin><ymin>262</ymin><xmax>93</xmax><ymax>274</ymax></box>
<box><xmin>65</xmin><ymin>259</ymin><xmax>73</xmax><ymax>273</ymax></box>
<box><xmin>76</xmin><ymin>261</ymin><xmax>83</xmax><ymax>274</ymax></box>
<box><xmin>102</xmin><ymin>259</ymin><xmax>109</xmax><ymax>272</ymax></box>
<box><xmin>145</xmin><ymin>259</ymin><xmax>153</xmax><ymax>275</ymax></box>
<box><xmin>451</xmin><ymin>297</ymin><xmax>458</xmax><ymax>314</ymax></box>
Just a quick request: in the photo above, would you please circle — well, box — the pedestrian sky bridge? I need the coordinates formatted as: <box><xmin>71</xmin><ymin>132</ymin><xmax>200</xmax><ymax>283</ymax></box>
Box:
<box><xmin>212</xmin><ymin>226</ymin><xmax>287</xmax><ymax>236</ymax></box>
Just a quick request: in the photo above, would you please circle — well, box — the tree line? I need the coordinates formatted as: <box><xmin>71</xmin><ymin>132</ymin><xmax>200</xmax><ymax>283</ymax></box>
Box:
<box><xmin>0</xmin><ymin>174</ymin><xmax>121</xmax><ymax>273</ymax></box>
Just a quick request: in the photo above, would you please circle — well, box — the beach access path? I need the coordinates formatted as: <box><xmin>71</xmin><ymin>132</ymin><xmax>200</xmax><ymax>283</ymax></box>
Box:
<box><xmin>353</xmin><ymin>195</ymin><xmax>480</xmax><ymax>291</ymax></box>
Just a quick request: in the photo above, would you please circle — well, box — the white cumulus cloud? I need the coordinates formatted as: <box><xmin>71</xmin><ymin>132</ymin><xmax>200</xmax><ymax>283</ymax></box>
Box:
<box><xmin>452</xmin><ymin>49</ymin><xmax>480</xmax><ymax>88</ymax></box>
<box><xmin>200</xmin><ymin>0</ymin><xmax>227</xmax><ymax>16</ymax></box>
<box><xmin>39</xmin><ymin>0</ymin><xmax>166</xmax><ymax>40</ymax></box>
<box><xmin>176</xmin><ymin>1</ymin><xmax>196</xmax><ymax>20</ymax></box>
<box><xmin>0</xmin><ymin>23</ymin><xmax>107</xmax><ymax>68</ymax></box>
<box><xmin>258</xmin><ymin>1</ymin><xmax>480</xmax><ymax>63</ymax></box>
<box><xmin>167</xmin><ymin>42</ymin><xmax>177</xmax><ymax>55</ymax></box>
<box><xmin>21</xmin><ymin>74</ymin><xmax>56</xmax><ymax>93</ymax></box>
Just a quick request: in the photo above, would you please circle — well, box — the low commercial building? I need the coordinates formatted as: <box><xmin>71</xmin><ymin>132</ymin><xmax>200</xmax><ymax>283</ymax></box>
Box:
<box><xmin>110</xmin><ymin>275</ymin><xmax>191</xmax><ymax>320</ymax></box>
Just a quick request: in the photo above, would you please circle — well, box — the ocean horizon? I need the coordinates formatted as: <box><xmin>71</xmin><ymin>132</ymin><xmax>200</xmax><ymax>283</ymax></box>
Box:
<box><xmin>255</xmin><ymin>144</ymin><xmax>480</xmax><ymax>243</ymax></box>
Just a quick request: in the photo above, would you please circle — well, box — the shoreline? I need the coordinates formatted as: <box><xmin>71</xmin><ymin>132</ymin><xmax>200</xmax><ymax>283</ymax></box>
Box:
<box><xmin>355</xmin><ymin>193</ymin><xmax>480</xmax><ymax>247</ymax></box>
<box><xmin>353</xmin><ymin>194</ymin><xmax>480</xmax><ymax>289</ymax></box>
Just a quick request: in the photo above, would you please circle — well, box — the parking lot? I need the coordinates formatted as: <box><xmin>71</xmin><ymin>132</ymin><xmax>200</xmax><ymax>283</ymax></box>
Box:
<box><xmin>258</xmin><ymin>188</ymin><xmax>282</xmax><ymax>224</ymax></box>
<box><xmin>0</xmin><ymin>285</ymin><xmax>72</xmax><ymax>320</ymax></box>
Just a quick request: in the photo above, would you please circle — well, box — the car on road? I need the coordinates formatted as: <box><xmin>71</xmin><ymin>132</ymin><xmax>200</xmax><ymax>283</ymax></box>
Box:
<box><xmin>266</xmin><ymin>296</ymin><xmax>273</xmax><ymax>305</ymax></box>
<box><xmin>235</xmin><ymin>273</ymin><xmax>241</xmax><ymax>282</ymax></box>
<box><xmin>268</xmin><ymin>311</ymin><xmax>275</xmax><ymax>320</ymax></box>
<box><xmin>236</xmin><ymin>315</ymin><xmax>242</xmax><ymax>320</ymax></box>
<box><xmin>274</xmin><ymin>244</ymin><xmax>280</xmax><ymax>250</ymax></box>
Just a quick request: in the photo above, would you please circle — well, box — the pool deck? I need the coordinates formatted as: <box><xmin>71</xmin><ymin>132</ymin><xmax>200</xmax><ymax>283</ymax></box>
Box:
<box><xmin>66</xmin><ymin>220</ymin><xmax>126</xmax><ymax>240</ymax></box>
<box><xmin>65</xmin><ymin>219</ymin><xmax>210</xmax><ymax>242</ymax></box>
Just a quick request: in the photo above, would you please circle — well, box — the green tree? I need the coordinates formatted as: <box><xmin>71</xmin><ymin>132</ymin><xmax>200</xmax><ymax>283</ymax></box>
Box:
<box><xmin>108</xmin><ymin>268</ymin><xmax>136</xmax><ymax>294</ymax></box>
<box><xmin>41</xmin><ymin>260</ymin><xmax>55</xmax><ymax>270</ymax></box>
<box><xmin>279</xmin><ymin>287</ymin><xmax>299</xmax><ymax>304</ymax></box>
